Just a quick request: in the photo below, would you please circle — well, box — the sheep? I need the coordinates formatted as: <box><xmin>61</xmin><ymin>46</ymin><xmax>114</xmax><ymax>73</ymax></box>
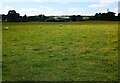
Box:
<box><xmin>58</xmin><ymin>35</ymin><xmax>61</xmax><ymax>38</ymax></box>
<box><xmin>5</xmin><ymin>27</ymin><xmax>8</xmax><ymax>30</ymax></box>
<box><xmin>59</xmin><ymin>24</ymin><xmax>63</xmax><ymax>27</ymax></box>
<box><xmin>58</xmin><ymin>24</ymin><xmax>63</xmax><ymax>29</ymax></box>
<box><xmin>82</xmin><ymin>35</ymin><xmax>86</xmax><ymax>38</ymax></box>
<box><xmin>39</xmin><ymin>25</ymin><xmax>42</xmax><ymax>28</ymax></box>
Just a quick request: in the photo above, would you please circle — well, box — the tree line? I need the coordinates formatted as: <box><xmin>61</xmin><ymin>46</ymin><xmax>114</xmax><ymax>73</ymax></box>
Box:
<box><xmin>1</xmin><ymin>10</ymin><xmax>119</xmax><ymax>22</ymax></box>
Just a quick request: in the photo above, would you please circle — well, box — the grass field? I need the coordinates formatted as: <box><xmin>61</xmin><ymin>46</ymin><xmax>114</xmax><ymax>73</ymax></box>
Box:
<box><xmin>2</xmin><ymin>21</ymin><xmax>118</xmax><ymax>81</ymax></box>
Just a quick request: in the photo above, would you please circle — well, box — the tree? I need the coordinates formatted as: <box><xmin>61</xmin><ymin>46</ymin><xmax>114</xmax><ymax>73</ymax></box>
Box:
<box><xmin>39</xmin><ymin>14</ymin><xmax>47</xmax><ymax>22</ymax></box>
<box><xmin>22</xmin><ymin>14</ymin><xmax>28</xmax><ymax>22</ymax></box>
<box><xmin>7</xmin><ymin>10</ymin><xmax>20</xmax><ymax>22</ymax></box>
<box><xmin>69</xmin><ymin>15</ymin><xmax>83</xmax><ymax>21</ymax></box>
<box><xmin>1</xmin><ymin>14</ymin><xmax>7</xmax><ymax>21</ymax></box>
<box><xmin>94</xmin><ymin>12</ymin><xmax>116</xmax><ymax>21</ymax></box>
<box><xmin>105</xmin><ymin>12</ymin><xmax>116</xmax><ymax>21</ymax></box>
<box><xmin>76</xmin><ymin>15</ymin><xmax>83</xmax><ymax>21</ymax></box>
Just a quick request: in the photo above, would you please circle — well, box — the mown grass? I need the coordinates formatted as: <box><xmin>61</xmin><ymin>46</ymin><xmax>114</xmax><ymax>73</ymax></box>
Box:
<box><xmin>2</xmin><ymin>21</ymin><xmax>118</xmax><ymax>81</ymax></box>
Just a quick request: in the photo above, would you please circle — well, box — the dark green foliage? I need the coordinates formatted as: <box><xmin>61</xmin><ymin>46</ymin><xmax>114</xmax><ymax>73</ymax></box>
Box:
<box><xmin>2</xmin><ymin>10</ymin><xmax>119</xmax><ymax>22</ymax></box>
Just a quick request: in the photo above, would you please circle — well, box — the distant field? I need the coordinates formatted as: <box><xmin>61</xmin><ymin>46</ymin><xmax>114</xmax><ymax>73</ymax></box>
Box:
<box><xmin>2</xmin><ymin>21</ymin><xmax>118</xmax><ymax>81</ymax></box>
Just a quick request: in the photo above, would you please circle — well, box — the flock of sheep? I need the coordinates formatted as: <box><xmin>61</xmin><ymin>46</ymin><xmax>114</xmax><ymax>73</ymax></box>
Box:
<box><xmin>5</xmin><ymin>24</ymin><xmax>63</xmax><ymax>30</ymax></box>
<box><xmin>5</xmin><ymin>23</ymin><xmax>87</xmax><ymax>39</ymax></box>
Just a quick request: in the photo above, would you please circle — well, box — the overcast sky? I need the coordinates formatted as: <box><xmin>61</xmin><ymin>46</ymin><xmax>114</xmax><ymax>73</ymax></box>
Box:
<box><xmin>0</xmin><ymin>0</ymin><xmax>119</xmax><ymax>16</ymax></box>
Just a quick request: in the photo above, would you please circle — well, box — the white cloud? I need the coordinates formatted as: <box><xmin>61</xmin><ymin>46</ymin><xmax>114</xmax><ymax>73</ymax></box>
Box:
<box><xmin>95</xmin><ymin>8</ymin><xmax>118</xmax><ymax>15</ymax></box>
<box><xmin>0</xmin><ymin>0</ymin><xmax>119</xmax><ymax>3</ymax></box>
<box><xmin>0</xmin><ymin>3</ymin><xmax>91</xmax><ymax>16</ymax></box>
<box><xmin>96</xmin><ymin>10</ymin><xmax>107</xmax><ymax>13</ymax></box>
<box><xmin>0</xmin><ymin>1</ymin><xmax>118</xmax><ymax>16</ymax></box>
<box><xmin>19</xmin><ymin>8</ymin><xmax>41</xmax><ymax>16</ymax></box>
<box><xmin>0</xmin><ymin>0</ymin><xmax>116</xmax><ymax>2</ymax></box>
<box><xmin>97</xmin><ymin>8</ymin><xmax>118</xmax><ymax>14</ymax></box>
<box><xmin>111</xmin><ymin>8</ymin><xmax>118</xmax><ymax>14</ymax></box>
<box><xmin>0</xmin><ymin>0</ymin><xmax>34</xmax><ymax>2</ymax></box>
<box><xmin>0</xmin><ymin>2</ymin><xmax>2</xmax><ymax>7</ymax></box>
<box><xmin>54</xmin><ymin>0</ymin><xmax>70</xmax><ymax>4</ymax></box>
<box><xmin>19</xmin><ymin>6</ymin><xmax>64</xmax><ymax>16</ymax></box>
<box><xmin>89</xmin><ymin>0</ymin><xmax>119</xmax><ymax>8</ymax></box>
<box><xmin>0</xmin><ymin>3</ymin><xmax>16</xmax><ymax>15</ymax></box>
<box><xmin>19</xmin><ymin>7</ymin><xmax>84</xmax><ymax>16</ymax></box>
<box><xmin>0</xmin><ymin>3</ymin><xmax>64</xmax><ymax>16</ymax></box>
<box><xmin>66</xmin><ymin>8</ymin><xmax>83</xmax><ymax>15</ymax></box>
<box><xmin>38</xmin><ymin>6</ymin><xmax>63</xmax><ymax>16</ymax></box>
<box><xmin>33</xmin><ymin>0</ymin><xmax>42</xmax><ymax>2</ymax></box>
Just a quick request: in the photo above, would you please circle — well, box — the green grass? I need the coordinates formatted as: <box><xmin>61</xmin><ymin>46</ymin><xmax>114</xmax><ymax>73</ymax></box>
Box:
<box><xmin>2</xmin><ymin>21</ymin><xmax>118</xmax><ymax>81</ymax></box>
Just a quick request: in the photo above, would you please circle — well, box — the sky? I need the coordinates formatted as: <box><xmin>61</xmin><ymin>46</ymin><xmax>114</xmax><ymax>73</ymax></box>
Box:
<box><xmin>0</xmin><ymin>0</ymin><xmax>119</xmax><ymax>16</ymax></box>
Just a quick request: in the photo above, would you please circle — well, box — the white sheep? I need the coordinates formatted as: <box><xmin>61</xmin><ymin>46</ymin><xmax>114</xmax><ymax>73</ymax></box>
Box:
<box><xmin>39</xmin><ymin>25</ymin><xmax>42</xmax><ymax>28</ymax></box>
<box><xmin>59</xmin><ymin>24</ymin><xmax>63</xmax><ymax>27</ymax></box>
<box><xmin>5</xmin><ymin>27</ymin><xmax>8</xmax><ymax>30</ymax></box>
<box><xmin>82</xmin><ymin>35</ymin><xmax>86</xmax><ymax>38</ymax></box>
<box><xmin>58</xmin><ymin>24</ymin><xmax>63</xmax><ymax>29</ymax></box>
<box><xmin>58</xmin><ymin>35</ymin><xmax>61</xmax><ymax>38</ymax></box>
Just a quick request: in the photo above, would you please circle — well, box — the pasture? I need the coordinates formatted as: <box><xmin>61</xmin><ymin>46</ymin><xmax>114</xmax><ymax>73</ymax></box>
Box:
<box><xmin>2</xmin><ymin>21</ymin><xmax>118</xmax><ymax>81</ymax></box>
